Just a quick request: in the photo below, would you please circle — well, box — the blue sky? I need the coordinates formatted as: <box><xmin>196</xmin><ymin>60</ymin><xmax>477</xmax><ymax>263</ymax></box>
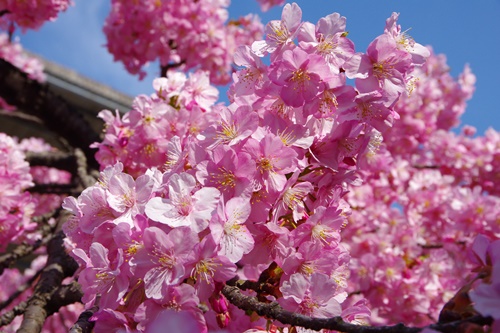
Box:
<box><xmin>14</xmin><ymin>0</ymin><xmax>500</xmax><ymax>134</ymax></box>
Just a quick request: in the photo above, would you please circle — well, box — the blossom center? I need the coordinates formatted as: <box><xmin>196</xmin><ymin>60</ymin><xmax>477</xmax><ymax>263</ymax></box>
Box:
<box><xmin>290</xmin><ymin>68</ymin><xmax>311</xmax><ymax>89</ymax></box>
<box><xmin>258</xmin><ymin>157</ymin><xmax>274</xmax><ymax>173</ymax></box>
<box><xmin>217</xmin><ymin>121</ymin><xmax>238</xmax><ymax>142</ymax></box>
<box><xmin>175</xmin><ymin>195</ymin><xmax>193</xmax><ymax>216</ymax></box>
<box><xmin>212</xmin><ymin>167</ymin><xmax>236</xmax><ymax>189</ymax></box>
<box><xmin>268</xmin><ymin>22</ymin><xmax>289</xmax><ymax>44</ymax></box>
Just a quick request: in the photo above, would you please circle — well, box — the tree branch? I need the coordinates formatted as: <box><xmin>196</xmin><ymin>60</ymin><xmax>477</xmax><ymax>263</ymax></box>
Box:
<box><xmin>28</xmin><ymin>183</ymin><xmax>79</xmax><ymax>195</ymax></box>
<box><xmin>0</xmin><ymin>301</ymin><xmax>28</xmax><ymax>327</ymax></box>
<box><xmin>0</xmin><ymin>210</ymin><xmax>57</xmax><ymax>275</ymax></box>
<box><xmin>68</xmin><ymin>306</ymin><xmax>98</xmax><ymax>333</ymax></box>
<box><xmin>222</xmin><ymin>284</ymin><xmax>493</xmax><ymax>333</ymax></box>
<box><xmin>16</xmin><ymin>229</ymin><xmax>79</xmax><ymax>333</ymax></box>
<box><xmin>25</xmin><ymin>151</ymin><xmax>76</xmax><ymax>171</ymax></box>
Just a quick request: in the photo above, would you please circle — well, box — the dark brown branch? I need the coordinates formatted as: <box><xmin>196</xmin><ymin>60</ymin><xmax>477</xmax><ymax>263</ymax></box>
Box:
<box><xmin>222</xmin><ymin>284</ymin><xmax>419</xmax><ymax>332</ymax></box>
<box><xmin>0</xmin><ymin>283</ymin><xmax>83</xmax><ymax>330</ymax></box>
<box><xmin>45</xmin><ymin>281</ymin><xmax>83</xmax><ymax>316</ymax></box>
<box><xmin>16</xmin><ymin>229</ymin><xmax>79</xmax><ymax>333</ymax></box>
<box><xmin>68</xmin><ymin>306</ymin><xmax>98</xmax><ymax>333</ymax></box>
<box><xmin>0</xmin><ymin>301</ymin><xmax>28</xmax><ymax>327</ymax></box>
<box><xmin>28</xmin><ymin>183</ymin><xmax>79</xmax><ymax>195</ymax></box>
<box><xmin>25</xmin><ymin>151</ymin><xmax>76</xmax><ymax>171</ymax></box>
<box><xmin>0</xmin><ymin>109</ymin><xmax>43</xmax><ymax>123</ymax></box>
<box><xmin>418</xmin><ymin>243</ymin><xmax>443</xmax><ymax>249</ymax></box>
<box><xmin>222</xmin><ymin>284</ymin><xmax>493</xmax><ymax>333</ymax></box>
<box><xmin>0</xmin><ymin>59</ymin><xmax>100</xmax><ymax>170</ymax></box>
<box><xmin>160</xmin><ymin>61</ymin><xmax>186</xmax><ymax>77</ymax></box>
<box><xmin>412</xmin><ymin>165</ymin><xmax>439</xmax><ymax>169</ymax></box>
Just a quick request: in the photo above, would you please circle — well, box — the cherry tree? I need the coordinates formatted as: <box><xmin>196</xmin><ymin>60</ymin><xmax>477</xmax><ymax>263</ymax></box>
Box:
<box><xmin>0</xmin><ymin>1</ymin><xmax>498</xmax><ymax>333</ymax></box>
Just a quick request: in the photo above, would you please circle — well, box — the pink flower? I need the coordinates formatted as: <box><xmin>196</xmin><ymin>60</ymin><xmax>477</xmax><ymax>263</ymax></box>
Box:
<box><xmin>345</xmin><ymin>34</ymin><xmax>412</xmax><ymax>106</ymax></box>
<box><xmin>144</xmin><ymin>309</ymin><xmax>204</xmax><ymax>333</ymax></box>
<box><xmin>183</xmin><ymin>71</ymin><xmax>219</xmax><ymax>111</ymax></box>
<box><xmin>203</xmin><ymin>104</ymin><xmax>259</xmax><ymax>148</ymax></box>
<box><xmin>75</xmin><ymin>242</ymin><xmax>129</xmax><ymax>309</ymax></box>
<box><xmin>70</xmin><ymin>186</ymin><xmax>115</xmax><ymax>233</ymax></box>
<box><xmin>106</xmin><ymin>172</ymin><xmax>154</xmax><ymax>226</ymax></box>
<box><xmin>255</xmin><ymin>0</ymin><xmax>286</xmax><ymax>12</ymax></box>
<box><xmin>470</xmin><ymin>262</ymin><xmax>500</xmax><ymax>320</ymax></box>
<box><xmin>292</xmin><ymin>206</ymin><xmax>345</xmax><ymax>248</ymax></box>
<box><xmin>186</xmin><ymin>235</ymin><xmax>237</xmax><ymax>300</ymax></box>
<box><xmin>196</xmin><ymin>146</ymin><xmax>256</xmax><ymax>200</ymax></box>
<box><xmin>268</xmin><ymin>47</ymin><xmax>331</xmax><ymax>107</ymax></box>
<box><xmin>210</xmin><ymin>197</ymin><xmax>254</xmax><ymax>263</ymax></box>
<box><xmin>340</xmin><ymin>90</ymin><xmax>400</xmax><ymax>131</ymax></box>
<box><xmin>384</xmin><ymin>12</ymin><xmax>429</xmax><ymax>66</ymax></box>
<box><xmin>145</xmin><ymin>173</ymin><xmax>220</xmax><ymax>232</ymax></box>
<box><xmin>251</xmin><ymin>2</ymin><xmax>302</xmax><ymax>57</ymax></box>
<box><xmin>298</xmin><ymin>12</ymin><xmax>355</xmax><ymax>73</ymax></box>
<box><xmin>243</xmin><ymin>133</ymin><xmax>298</xmax><ymax>193</ymax></box>
<box><xmin>279</xmin><ymin>273</ymin><xmax>344</xmax><ymax>318</ymax></box>
<box><xmin>132</xmin><ymin>226</ymin><xmax>198</xmax><ymax>300</ymax></box>
<box><xmin>231</xmin><ymin>46</ymin><xmax>268</xmax><ymax>102</ymax></box>
<box><xmin>91</xmin><ymin>309</ymin><xmax>135</xmax><ymax>333</ymax></box>
<box><xmin>137</xmin><ymin>285</ymin><xmax>207</xmax><ymax>333</ymax></box>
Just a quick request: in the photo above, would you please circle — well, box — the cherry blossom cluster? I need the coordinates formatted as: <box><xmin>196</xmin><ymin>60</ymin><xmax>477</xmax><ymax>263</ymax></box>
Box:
<box><xmin>383</xmin><ymin>47</ymin><xmax>476</xmax><ymax>157</ymax></box>
<box><xmin>341</xmin><ymin>48</ymin><xmax>500</xmax><ymax>325</ymax></box>
<box><xmin>0</xmin><ymin>134</ymin><xmax>71</xmax><ymax>254</ymax></box>
<box><xmin>0</xmin><ymin>0</ymin><xmax>71</xmax><ymax>31</ymax></box>
<box><xmin>103</xmin><ymin>0</ymin><xmax>263</xmax><ymax>84</ymax></box>
<box><xmin>64</xmin><ymin>3</ymin><xmax>431</xmax><ymax>331</ymax></box>
<box><xmin>0</xmin><ymin>133</ymin><xmax>37</xmax><ymax>251</ymax></box>
<box><xmin>92</xmin><ymin>70</ymin><xmax>220</xmax><ymax>178</ymax></box>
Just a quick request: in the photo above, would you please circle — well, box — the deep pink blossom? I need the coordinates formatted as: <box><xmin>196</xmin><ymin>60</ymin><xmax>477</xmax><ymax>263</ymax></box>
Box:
<box><xmin>132</xmin><ymin>227</ymin><xmax>198</xmax><ymax>299</ymax></box>
<box><xmin>210</xmin><ymin>197</ymin><xmax>254</xmax><ymax>263</ymax></box>
<box><xmin>252</xmin><ymin>2</ymin><xmax>302</xmax><ymax>57</ymax></box>
<box><xmin>243</xmin><ymin>133</ymin><xmax>298</xmax><ymax>193</ymax></box>
<box><xmin>145</xmin><ymin>173</ymin><xmax>220</xmax><ymax>232</ymax></box>
<box><xmin>268</xmin><ymin>47</ymin><xmax>331</xmax><ymax>107</ymax></box>
<box><xmin>75</xmin><ymin>242</ymin><xmax>129</xmax><ymax>309</ymax></box>
<box><xmin>279</xmin><ymin>273</ymin><xmax>344</xmax><ymax>318</ymax></box>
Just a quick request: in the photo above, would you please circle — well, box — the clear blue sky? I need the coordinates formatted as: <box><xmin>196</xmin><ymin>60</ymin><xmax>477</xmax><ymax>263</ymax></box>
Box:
<box><xmin>14</xmin><ymin>0</ymin><xmax>500</xmax><ymax>134</ymax></box>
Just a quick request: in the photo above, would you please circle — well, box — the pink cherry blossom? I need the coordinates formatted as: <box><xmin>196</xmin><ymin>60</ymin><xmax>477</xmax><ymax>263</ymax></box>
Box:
<box><xmin>298</xmin><ymin>12</ymin><xmax>355</xmax><ymax>73</ymax></box>
<box><xmin>145</xmin><ymin>172</ymin><xmax>220</xmax><ymax>232</ymax></box>
<box><xmin>132</xmin><ymin>226</ymin><xmax>198</xmax><ymax>300</ymax></box>
<box><xmin>210</xmin><ymin>196</ymin><xmax>254</xmax><ymax>263</ymax></box>
<box><xmin>268</xmin><ymin>47</ymin><xmax>331</xmax><ymax>107</ymax></box>
<box><xmin>243</xmin><ymin>133</ymin><xmax>298</xmax><ymax>193</ymax></box>
<box><xmin>279</xmin><ymin>273</ymin><xmax>343</xmax><ymax>318</ymax></box>
<box><xmin>75</xmin><ymin>242</ymin><xmax>129</xmax><ymax>309</ymax></box>
<box><xmin>251</xmin><ymin>2</ymin><xmax>302</xmax><ymax>57</ymax></box>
